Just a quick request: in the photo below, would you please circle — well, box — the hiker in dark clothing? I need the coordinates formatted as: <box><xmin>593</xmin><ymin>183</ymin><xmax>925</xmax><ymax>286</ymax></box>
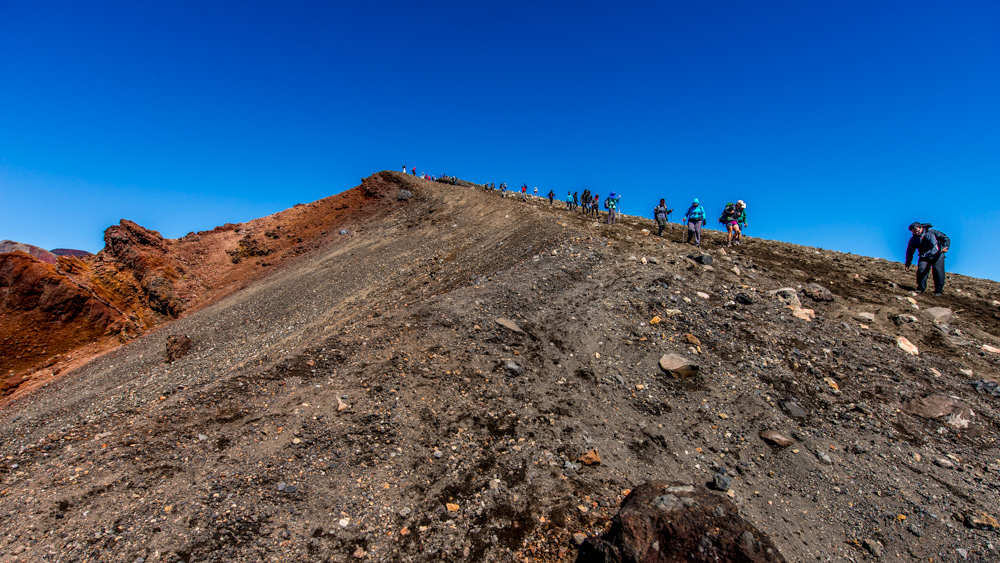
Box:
<box><xmin>653</xmin><ymin>199</ymin><xmax>672</xmax><ymax>236</ymax></box>
<box><xmin>547</xmin><ymin>190</ymin><xmax>555</xmax><ymax>206</ymax></box>
<box><xmin>905</xmin><ymin>222</ymin><xmax>950</xmax><ymax>295</ymax></box>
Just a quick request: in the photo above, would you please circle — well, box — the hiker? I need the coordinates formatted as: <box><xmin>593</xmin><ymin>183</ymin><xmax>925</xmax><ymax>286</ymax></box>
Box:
<box><xmin>501</xmin><ymin>183</ymin><xmax>507</xmax><ymax>198</ymax></box>
<box><xmin>591</xmin><ymin>194</ymin><xmax>599</xmax><ymax>218</ymax></box>
<box><xmin>605</xmin><ymin>192</ymin><xmax>620</xmax><ymax>224</ymax></box>
<box><xmin>905</xmin><ymin>222</ymin><xmax>950</xmax><ymax>295</ymax></box>
<box><xmin>533</xmin><ymin>187</ymin><xmax>538</xmax><ymax>196</ymax></box>
<box><xmin>719</xmin><ymin>200</ymin><xmax>747</xmax><ymax>246</ymax></box>
<box><xmin>581</xmin><ymin>189</ymin><xmax>591</xmax><ymax>215</ymax></box>
<box><xmin>547</xmin><ymin>189</ymin><xmax>555</xmax><ymax>206</ymax></box>
<box><xmin>402</xmin><ymin>165</ymin><xmax>406</xmax><ymax>173</ymax></box>
<box><xmin>567</xmin><ymin>190</ymin><xmax>573</xmax><ymax>210</ymax></box>
<box><xmin>573</xmin><ymin>191</ymin><xmax>579</xmax><ymax>211</ymax></box>
<box><xmin>521</xmin><ymin>184</ymin><xmax>527</xmax><ymax>201</ymax></box>
<box><xmin>653</xmin><ymin>199</ymin><xmax>672</xmax><ymax>236</ymax></box>
<box><xmin>683</xmin><ymin>198</ymin><xmax>706</xmax><ymax>247</ymax></box>
<box><xmin>411</xmin><ymin>167</ymin><xmax>416</xmax><ymax>175</ymax></box>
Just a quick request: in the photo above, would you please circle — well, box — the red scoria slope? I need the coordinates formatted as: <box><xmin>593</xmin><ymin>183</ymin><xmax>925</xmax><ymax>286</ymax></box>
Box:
<box><xmin>0</xmin><ymin>172</ymin><xmax>410</xmax><ymax>399</ymax></box>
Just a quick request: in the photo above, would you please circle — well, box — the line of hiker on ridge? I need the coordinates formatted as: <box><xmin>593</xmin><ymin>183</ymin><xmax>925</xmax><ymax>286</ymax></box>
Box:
<box><xmin>421</xmin><ymin>173</ymin><xmax>951</xmax><ymax>297</ymax></box>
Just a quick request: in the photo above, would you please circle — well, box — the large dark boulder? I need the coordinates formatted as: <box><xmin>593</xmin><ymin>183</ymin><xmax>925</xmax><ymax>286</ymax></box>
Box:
<box><xmin>577</xmin><ymin>481</ymin><xmax>786</xmax><ymax>563</ymax></box>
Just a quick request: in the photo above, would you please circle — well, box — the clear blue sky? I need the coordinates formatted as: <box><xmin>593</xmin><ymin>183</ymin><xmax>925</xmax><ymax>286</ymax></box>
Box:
<box><xmin>2</xmin><ymin>1</ymin><xmax>998</xmax><ymax>281</ymax></box>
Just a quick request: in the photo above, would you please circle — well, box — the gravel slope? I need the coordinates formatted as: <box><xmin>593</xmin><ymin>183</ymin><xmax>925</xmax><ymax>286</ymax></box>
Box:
<box><xmin>1</xmin><ymin>171</ymin><xmax>999</xmax><ymax>562</ymax></box>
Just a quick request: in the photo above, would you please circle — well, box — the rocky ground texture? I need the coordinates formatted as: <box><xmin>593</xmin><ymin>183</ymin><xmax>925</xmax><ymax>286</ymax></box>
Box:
<box><xmin>1</xmin><ymin>171</ymin><xmax>1000</xmax><ymax>562</ymax></box>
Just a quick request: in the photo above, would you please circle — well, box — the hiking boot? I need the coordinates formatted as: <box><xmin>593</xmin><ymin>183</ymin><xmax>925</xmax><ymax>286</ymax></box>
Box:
<box><xmin>934</xmin><ymin>291</ymin><xmax>943</xmax><ymax>296</ymax></box>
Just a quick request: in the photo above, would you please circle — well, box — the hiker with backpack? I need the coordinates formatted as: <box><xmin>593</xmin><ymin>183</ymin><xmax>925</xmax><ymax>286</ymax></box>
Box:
<box><xmin>591</xmin><ymin>194</ymin><xmax>600</xmax><ymax>218</ymax></box>
<box><xmin>683</xmin><ymin>198</ymin><xmax>706</xmax><ymax>247</ymax></box>
<box><xmin>605</xmin><ymin>192</ymin><xmax>621</xmax><ymax>224</ymax></box>
<box><xmin>904</xmin><ymin>222</ymin><xmax>950</xmax><ymax>295</ymax></box>
<box><xmin>547</xmin><ymin>189</ymin><xmax>555</xmax><ymax>206</ymax></box>
<box><xmin>653</xmin><ymin>199</ymin><xmax>672</xmax><ymax>236</ymax></box>
<box><xmin>581</xmin><ymin>189</ymin><xmax>591</xmax><ymax>215</ymax></box>
<box><xmin>719</xmin><ymin>200</ymin><xmax>747</xmax><ymax>246</ymax></box>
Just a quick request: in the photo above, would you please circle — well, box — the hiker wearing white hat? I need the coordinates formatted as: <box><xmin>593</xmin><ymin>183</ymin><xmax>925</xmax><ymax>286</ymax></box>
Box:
<box><xmin>719</xmin><ymin>200</ymin><xmax>748</xmax><ymax>246</ymax></box>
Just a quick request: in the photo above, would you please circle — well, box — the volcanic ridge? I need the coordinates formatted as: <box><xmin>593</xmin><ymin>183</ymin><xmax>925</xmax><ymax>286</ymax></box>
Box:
<box><xmin>1</xmin><ymin>171</ymin><xmax>1000</xmax><ymax>562</ymax></box>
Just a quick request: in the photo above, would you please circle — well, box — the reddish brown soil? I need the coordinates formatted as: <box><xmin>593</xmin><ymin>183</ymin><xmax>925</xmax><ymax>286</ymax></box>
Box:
<box><xmin>0</xmin><ymin>173</ymin><xmax>405</xmax><ymax>401</ymax></box>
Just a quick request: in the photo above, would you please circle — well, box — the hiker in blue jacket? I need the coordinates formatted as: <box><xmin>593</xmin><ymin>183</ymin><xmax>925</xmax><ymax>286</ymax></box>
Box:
<box><xmin>904</xmin><ymin>222</ymin><xmax>950</xmax><ymax>295</ymax></box>
<box><xmin>683</xmin><ymin>199</ymin><xmax>706</xmax><ymax>247</ymax></box>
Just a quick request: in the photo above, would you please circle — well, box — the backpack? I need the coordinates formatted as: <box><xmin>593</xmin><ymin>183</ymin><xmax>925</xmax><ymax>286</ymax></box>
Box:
<box><xmin>654</xmin><ymin>206</ymin><xmax>667</xmax><ymax>220</ymax></box>
<box><xmin>718</xmin><ymin>202</ymin><xmax>736</xmax><ymax>223</ymax></box>
<box><xmin>926</xmin><ymin>226</ymin><xmax>950</xmax><ymax>250</ymax></box>
<box><xmin>604</xmin><ymin>197</ymin><xmax>614</xmax><ymax>210</ymax></box>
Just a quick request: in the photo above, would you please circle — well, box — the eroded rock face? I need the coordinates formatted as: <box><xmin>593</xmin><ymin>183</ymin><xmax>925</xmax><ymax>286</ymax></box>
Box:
<box><xmin>577</xmin><ymin>481</ymin><xmax>786</xmax><ymax>563</ymax></box>
<box><xmin>0</xmin><ymin>252</ymin><xmax>116</xmax><ymax>384</ymax></box>
<box><xmin>103</xmin><ymin>220</ymin><xmax>167</xmax><ymax>279</ymax></box>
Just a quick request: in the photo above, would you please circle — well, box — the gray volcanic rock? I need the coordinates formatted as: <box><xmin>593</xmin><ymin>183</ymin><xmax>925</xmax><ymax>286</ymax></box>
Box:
<box><xmin>578</xmin><ymin>481</ymin><xmax>786</xmax><ymax>562</ymax></box>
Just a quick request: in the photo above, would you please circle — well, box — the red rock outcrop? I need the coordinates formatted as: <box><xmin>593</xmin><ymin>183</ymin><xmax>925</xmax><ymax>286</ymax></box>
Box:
<box><xmin>0</xmin><ymin>252</ymin><xmax>116</xmax><ymax>390</ymax></box>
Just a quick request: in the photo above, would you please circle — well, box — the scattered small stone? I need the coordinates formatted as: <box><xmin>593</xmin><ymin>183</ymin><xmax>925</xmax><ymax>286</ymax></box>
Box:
<box><xmin>433</xmin><ymin>450</ymin><xmax>444</xmax><ymax>459</ymax></box>
<box><xmin>802</xmin><ymin>283</ymin><xmax>834</xmax><ymax>301</ymax></box>
<box><xmin>505</xmin><ymin>361</ymin><xmax>524</xmax><ymax>375</ymax></box>
<box><xmin>339</xmin><ymin>229</ymin><xmax>349</xmax><ymax>235</ymax></box>
<box><xmin>759</xmin><ymin>430</ymin><xmax>794</xmax><ymax>447</ymax></box>
<box><xmin>165</xmin><ymin>335</ymin><xmax>193</xmax><ymax>363</ymax></box>
<box><xmin>658</xmin><ymin>354</ymin><xmax>699</xmax><ymax>379</ymax></box>
<box><xmin>353</xmin><ymin>546</ymin><xmax>366</xmax><ymax>558</ymax></box>
<box><xmin>816</xmin><ymin>450</ymin><xmax>833</xmax><ymax>465</ymax></box>
<box><xmin>647</xmin><ymin>256</ymin><xmax>659</xmax><ymax>264</ymax></box>
<box><xmin>711</xmin><ymin>473</ymin><xmax>732</xmax><ymax>491</ymax></box>
<box><xmin>731</xmin><ymin>266</ymin><xmax>741</xmax><ymax>276</ymax></box>
<box><xmin>689</xmin><ymin>254</ymin><xmax>713</xmax><ymax>266</ymax></box>
<box><xmin>397</xmin><ymin>189</ymin><xmax>412</xmax><ymax>200</ymax></box>
<box><xmin>769</xmin><ymin>288</ymin><xmax>801</xmax><ymax>309</ymax></box>
<box><xmin>683</xmin><ymin>333</ymin><xmax>701</xmax><ymax>346</ymax></box>
<box><xmin>696</xmin><ymin>291</ymin><xmax>710</xmax><ymax>300</ymax></box>
<box><xmin>856</xmin><ymin>312</ymin><xmax>876</xmax><ymax>322</ymax></box>
<box><xmin>446</xmin><ymin>503</ymin><xmax>460</xmax><ymax>513</ymax></box>
<box><xmin>983</xmin><ymin>344</ymin><xmax>1000</xmax><ymax>354</ymax></box>
<box><xmin>399</xmin><ymin>507</ymin><xmax>411</xmax><ymax>517</ymax></box>
<box><xmin>277</xmin><ymin>482</ymin><xmax>286</xmax><ymax>491</ymax></box>
<box><xmin>904</xmin><ymin>394</ymin><xmax>974</xmax><ymax>428</ymax></box>
<box><xmin>781</xmin><ymin>400</ymin><xmax>808</xmax><ymax>420</ymax></box>
<box><xmin>572</xmin><ymin>532</ymin><xmax>588</xmax><ymax>545</ymax></box>
<box><xmin>339</xmin><ymin>518</ymin><xmax>350</xmax><ymax>528</ymax></box>
<box><xmin>896</xmin><ymin>336</ymin><xmax>919</xmax><ymax>355</ymax></box>
<box><xmin>908</xmin><ymin>524</ymin><xmax>923</xmax><ymax>537</ymax></box>
<box><xmin>964</xmin><ymin>511</ymin><xmax>1000</xmax><ymax>531</ymax></box>
<box><xmin>495</xmin><ymin>318</ymin><xmax>524</xmax><ymax>333</ymax></box>
<box><xmin>956</xmin><ymin>548</ymin><xmax>968</xmax><ymax>559</ymax></box>
<box><xmin>970</xmin><ymin>380</ymin><xmax>1000</xmax><ymax>397</ymax></box>
<box><xmin>735</xmin><ymin>293</ymin><xmax>754</xmax><ymax>305</ymax></box>
<box><xmin>579</xmin><ymin>449</ymin><xmax>601</xmax><ymax>466</ymax></box>
<box><xmin>863</xmin><ymin>538</ymin><xmax>883</xmax><ymax>558</ymax></box>
<box><xmin>924</xmin><ymin>307</ymin><xmax>953</xmax><ymax>325</ymax></box>
<box><xmin>934</xmin><ymin>457</ymin><xmax>954</xmax><ymax>469</ymax></box>
<box><xmin>197</xmin><ymin>433</ymin><xmax>208</xmax><ymax>441</ymax></box>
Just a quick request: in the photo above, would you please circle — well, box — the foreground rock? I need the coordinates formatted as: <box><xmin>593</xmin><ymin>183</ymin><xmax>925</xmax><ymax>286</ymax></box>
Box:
<box><xmin>658</xmin><ymin>354</ymin><xmax>699</xmax><ymax>378</ymax></box>
<box><xmin>578</xmin><ymin>481</ymin><xmax>786</xmax><ymax>562</ymax></box>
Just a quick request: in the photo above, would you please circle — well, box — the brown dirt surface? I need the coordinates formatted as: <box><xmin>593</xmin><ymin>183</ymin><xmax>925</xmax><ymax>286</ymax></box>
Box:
<box><xmin>1</xmin><ymin>171</ymin><xmax>1000</xmax><ymax>562</ymax></box>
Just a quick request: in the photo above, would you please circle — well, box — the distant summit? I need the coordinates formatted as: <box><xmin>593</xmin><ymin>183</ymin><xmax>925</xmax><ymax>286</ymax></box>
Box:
<box><xmin>50</xmin><ymin>248</ymin><xmax>93</xmax><ymax>258</ymax></box>
<box><xmin>0</xmin><ymin>240</ymin><xmax>57</xmax><ymax>264</ymax></box>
